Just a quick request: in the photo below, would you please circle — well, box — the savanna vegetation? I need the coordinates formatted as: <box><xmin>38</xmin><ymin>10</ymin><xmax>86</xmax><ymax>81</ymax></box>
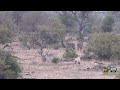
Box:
<box><xmin>1</xmin><ymin>11</ymin><xmax>120</xmax><ymax>79</ymax></box>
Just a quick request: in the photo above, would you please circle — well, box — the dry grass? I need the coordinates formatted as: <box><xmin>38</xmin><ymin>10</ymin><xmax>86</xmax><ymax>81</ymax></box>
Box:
<box><xmin>7</xmin><ymin>41</ymin><xmax>120</xmax><ymax>79</ymax></box>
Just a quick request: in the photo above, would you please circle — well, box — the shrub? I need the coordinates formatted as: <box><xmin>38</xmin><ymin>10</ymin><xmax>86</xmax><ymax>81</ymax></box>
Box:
<box><xmin>53</xmin><ymin>44</ymin><xmax>59</xmax><ymax>50</ymax></box>
<box><xmin>81</xmin><ymin>50</ymin><xmax>94</xmax><ymax>59</ymax></box>
<box><xmin>0</xmin><ymin>49</ymin><xmax>21</xmax><ymax>79</ymax></box>
<box><xmin>0</xmin><ymin>25</ymin><xmax>14</xmax><ymax>45</ymax></box>
<box><xmin>88</xmin><ymin>32</ymin><xmax>120</xmax><ymax>60</ymax></box>
<box><xmin>18</xmin><ymin>34</ymin><xmax>32</xmax><ymax>49</ymax></box>
<box><xmin>52</xmin><ymin>57</ymin><xmax>60</xmax><ymax>64</ymax></box>
<box><xmin>63</xmin><ymin>50</ymin><xmax>78</xmax><ymax>59</ymax></box>
<box><xmin>101</xmin><ymin>14</ymin><xmax>114</xmax><ymax>32</ymax></box>
<box><xmin>19</xmin><ymin>34</ymin><xmax>30</xmax><ymax>47</ymax></box>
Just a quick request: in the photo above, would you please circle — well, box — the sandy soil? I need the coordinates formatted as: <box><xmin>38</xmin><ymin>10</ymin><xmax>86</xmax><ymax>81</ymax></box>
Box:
<box><xmin>7</xmin><ymin>41</ymin><xmax>120</xmax><ymax>79</ymax></box>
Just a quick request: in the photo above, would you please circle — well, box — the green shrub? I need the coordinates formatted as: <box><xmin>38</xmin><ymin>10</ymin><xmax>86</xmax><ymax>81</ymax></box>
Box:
<box><xmin>81</xmin><ymin>50</ymin><xmax>94</xmax><ymax>59</ymax></box>
<box><xmin>52</xmin><ymin>57</ymin><xmax>60</xmax><ymax>64</ymax></box>
<box><xmin>19</xmin><ymin>34</ymin><xmax>30</xmax><ymax>47</ymax></box>
<box><xmin>0</xmin><ymin>25</ymin><xmax>14</xmax><ymax>45</ymax></box>
<box><xmin>101</xmin><ymin>14</ymin><xmax>114</xmax><ymax>32</ymax></box>
<box><xmin>0</xmin><ymin>49</ymin><xmax>21</xmax><ymax>79</ymax></box>
<box><xmin>63</xmin><ymin>50</ymin><xmax>78</xmax><ymax>59</ymax></box>
<box><xmin>88</xmin><ymin>32</ymin><xmax>120</xmax><ymax>60</ymax></box>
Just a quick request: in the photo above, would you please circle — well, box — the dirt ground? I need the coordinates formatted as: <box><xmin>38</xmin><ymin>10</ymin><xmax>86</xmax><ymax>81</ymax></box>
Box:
<box><xmin>7</xmin><ymin>41</ymin><xmax>120</xmax><ymax>79</ymax></box>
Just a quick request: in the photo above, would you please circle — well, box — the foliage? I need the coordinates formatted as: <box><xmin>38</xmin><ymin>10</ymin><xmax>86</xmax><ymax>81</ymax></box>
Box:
<box><xmin>36</xmin><ymin>16</ymin><xmax>66</xmax><ymax>45</ymax></box>
<box><xmin>81</xmin><ymin>50</ymin><xmax>94</xmax><ymax>59</ymax></box>
<box><xmin>0</xmin><ymin>49</ymin><xmax>21</xmax><ymax>79</ymax></box>
<box><xmin>88</xmin><ymin>32</ymin><xmax>120</xmax><ymax>60</ymax></box>
<box><xmin>90</xmin><ymin>15</ymin><xmax>104</xmax><ymax>33</ymax></box>
<box><xmin>0</xmin><ymin>25</ymin><xmax>14</xmax><ymax>45</ymax></box>
<box><xmin>52</xmin><ymin>57</ymin><xmax>60</xmax><ymax>64</ymax></box>
<box><xmin>18</xmin><ymin>34</ymin><xmax>30</xmax><ymax>47</ymax></box>
<box><xmin>58</xmin><ymin>11</ymin><xmax>75</xmax><ymax>28</ymax></box>
<box><xmin>0</xmin><ymin>11</ymin><xmax>19</xmax><ymax>33</ymax></box>
<box><xmin>19</xmin><ymin>11</ymin><xmax>49</xmax><ymax>33</ymax></box>
<box><xmin>63</xmin><ymin>50</ymin><xmax>78</xmax><ymax>59</ymax></box>
<box><xmin>12</xmin><ymin>11</ymin><xmax>25</xmax><ymax>25</ymax></box>
<box><xmin>101</xmin><ymin>14</ymin><xmax>114</xmax><ymax>32</ymax></box>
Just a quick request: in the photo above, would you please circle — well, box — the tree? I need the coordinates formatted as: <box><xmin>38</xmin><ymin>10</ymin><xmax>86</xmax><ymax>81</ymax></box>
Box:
<box><xmin>111</xmin><ymin>11</ymin><xmax>120</xmax><ymax>33</ymax></box>
<box><xmin>112</xmin><ymin>11</ymin><xmax>120</xmax><ymax>23</ymax></box>
<box><xmin>88</xmin><ymin>32</ymin><xmax>120</xmax><ymax>60</ymax></box>
<box><xmin>37</xmin><ymin>15</ymin><xmax>66</xmax><ymax>46</ymax></box>
<box><xmin>0</xmin><ymin>11</ymin><xmax>19</xmax><ymax>33</ymax></box>
<box><xmin>19</xmin><ymin>11</ymin><xmax>49</xmax><ymax>34</ymax></box>
<box><xmin>71</xmin><ymin>11</ymin><xmax>92</xmax><ymax>40</ymax></box>
<box><xmin>25</xmin><ymin>15</ymin><xmax>66</xmax><ymax>62</ymax></box>
<box><xmin>101</xmin><ymin>14</ymin><xmax>114</xmax><ymax>32</ymax></box>
<box><xmin>28</xmin><ymin>31</ymin><xmax>48</xmax><ymax>62</ymax></box>
<box><xmin>113</xmin><ymin>22</ymin><xmax>120</xmax><ymax>33</ymax></box>
<box><xmin>59</xmin><ymin>11</ymin><xmax>75</xmax><ymax>27</ymax></box>
<box><xmin>0</xmin><ymin>25</ymin><xmax>14</xmax><ymax>49</ymax></box>
<box><xmin>57</xmin><ymin>11</ymin><xmax>76</xmax><ymax>34</ymax></box>
<box><xmin>12</xmin><ymin>11</ymin><xmax>26</xmax><ymax>26</ymax></box>
<box><xmin>0</xmin><ymin>13</ymin><xmax>21</xmax><ymax>78</ymax></box>
<box><xmin>90</xmin><ymin>14</ymin><xmax>104</xmax><ymax>33</ymax></box>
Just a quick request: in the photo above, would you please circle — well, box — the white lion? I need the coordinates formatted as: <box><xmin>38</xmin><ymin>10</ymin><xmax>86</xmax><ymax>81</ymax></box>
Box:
<box><xmin>74</xmin><ymin>56</ymin><xmax>81</xmax><ymax>65</ymax></box>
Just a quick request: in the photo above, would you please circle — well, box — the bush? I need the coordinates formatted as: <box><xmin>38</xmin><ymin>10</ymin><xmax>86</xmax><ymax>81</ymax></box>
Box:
<box><xmin>63</xmin><ymin>50</ymin><xmax>78</xmax><ymax>59</ymax></box>
<box><xmin>88</xmin><ymin>32</ymin><xmax>120</xmax><ymax>60</ymax></box>
<box><xmin>81</xmin><ymin>50</ymin><xmax>94</xmax><ymax>59</ymax></box>
<box><xmin>0</xmin><ymin>25</ymin><xmax>14</xmax><ymax>45</ymax></box>
<box><xmin>0</xmin><ymin>49</ymin><xmax>21</xmax><ymax>79</ymax></box>
<box><xmin>52</xmin><ymin>57</ymin><xmax>60</xmax><ymax>64</ymax></box>
<box><xmin>101</xmin><ymin>14</ymin><xmax>114</xmax><ymax>32</ymax></box>
<box><xmin>19</xmin><ymin>34</ymin><xmax>30</xmax><ymax>47</ymax></box>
